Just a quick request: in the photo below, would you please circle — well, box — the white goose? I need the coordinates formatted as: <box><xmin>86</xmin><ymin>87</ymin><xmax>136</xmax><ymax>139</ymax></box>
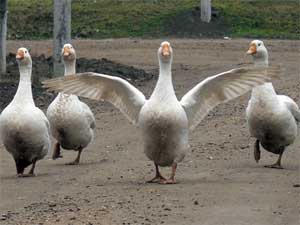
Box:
<box><xmin>0</xmin><ymin>48</ymin><xmax>51</xmax><ymax>177</ymax></box>
<box><xmin>47</xmin><ymin>44</ymin><xmax>95</xmax><ymax>165</ymax></box>
<box><xmin>246</xmin><ymin>40</ymin><xmax>300</xmax><ymax>169</ymax></box>
<box><xmin>44</xmin><ymin>41</ymin><xmax>278</xmax><ymax>183</ymax></box>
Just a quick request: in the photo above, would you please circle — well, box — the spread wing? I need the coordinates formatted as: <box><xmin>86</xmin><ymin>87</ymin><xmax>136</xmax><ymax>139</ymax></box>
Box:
<box><xmin>43</xmin><ymin>73</ymin><xmax>146</xmax><ymax>125</ymax></box>
<box><xmin>180</xmin><ymin>66</ymin><xmax>280</xmax><ymax>130</ymax></box>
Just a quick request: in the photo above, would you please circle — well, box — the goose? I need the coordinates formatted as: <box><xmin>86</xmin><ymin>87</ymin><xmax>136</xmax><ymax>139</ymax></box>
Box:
<box><xmin>246</xmin><ymin>40</ymin><xmax>300</xmax><ymax>169</ymax></box>
<box><xmin>0</xmin><ymin>48</ymin><xmax>51</xmax><ymax>177</ymax></box>
<box><xmin>43</xmin><ymin>41</ymin><xmax>279</xmax><ymax>184</ymax></box>
<box><xmin>46</xmin><ymin>43</ymin><xmax>95</xmax><ymax>165</ymax></box>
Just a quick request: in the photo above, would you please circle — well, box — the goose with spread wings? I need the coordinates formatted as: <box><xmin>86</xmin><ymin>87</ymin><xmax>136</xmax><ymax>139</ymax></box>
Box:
<box><xmin>43</xmin><ymin>41</ymin><xmax>279</xmax><ymax>184</ymax></box>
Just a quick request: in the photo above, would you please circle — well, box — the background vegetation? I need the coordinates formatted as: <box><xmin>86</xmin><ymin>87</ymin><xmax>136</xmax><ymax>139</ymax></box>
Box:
<box><xmin>7</xmin><ymin>0</ymin><xmax>300</xmax><ymax>40</ymax></box>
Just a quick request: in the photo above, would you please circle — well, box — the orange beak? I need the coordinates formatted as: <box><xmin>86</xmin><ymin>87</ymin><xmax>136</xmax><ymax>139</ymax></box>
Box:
<box><xmin>16</xmin><ymin>49</ymin><xmax>24</xmax><ymax>60</ymax></box>
<box><xmin>162</xmin><ymin>43</ymin><xmax>170</xmax><ymax>57</ymax></box>
<box><xmin>63</xmin><ymin>46</ymin><xmax>70</xmax><ymax>56</ymax></box>
<box><xmin>247</xmin><ymin>43</ymin><xmax>257</xmax><ymax>55</ymax></box>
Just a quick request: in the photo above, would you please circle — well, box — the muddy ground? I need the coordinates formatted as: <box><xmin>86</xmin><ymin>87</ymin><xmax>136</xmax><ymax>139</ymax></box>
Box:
<box><xmin>0</xmin><ymin>53</ymin><xmax>153</xmax><ymax>111</ymax></box>
<box><xmin>2</xmin><ymin>52</ymin><xmax>153</xmax><ymax>84</ymax></box>
<box><xmin>0</xmin><ymin>39</ymin><xmax>299</xmax><ymax>225</ymax></box>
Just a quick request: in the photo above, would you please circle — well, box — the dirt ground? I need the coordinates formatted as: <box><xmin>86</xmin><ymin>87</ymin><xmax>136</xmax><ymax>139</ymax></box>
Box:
<box><xmin>0</xmin><ymin>39</ymin><xmax>299</xmax><ymax>225</ymax></box>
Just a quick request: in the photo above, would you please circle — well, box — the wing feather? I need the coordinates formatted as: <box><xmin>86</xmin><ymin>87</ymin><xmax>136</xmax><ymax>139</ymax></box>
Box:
<box><xmin>43</xmin><ymin>73</ymin><xmax>146</xmax><ymax>124</ymax></box>
<box><xmin>180</xmin><ymin>66</ymin><xmax>280</xmax><ymax>130</ymax></box>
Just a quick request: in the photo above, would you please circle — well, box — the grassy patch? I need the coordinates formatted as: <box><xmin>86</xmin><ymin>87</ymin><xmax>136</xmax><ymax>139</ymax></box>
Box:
<box><xmin>213</xmin><ymin>0</ymin><xmax>300</xmax><ymax>39</ymax></box>
<box><xmin>7</xmin><ymin>0</ymin><xmax>300</xmax><ymax>39</ymax></box>
<box><xmin>70</xmin><ymin>0</ymin><xmax>197</xmax><ymax>38</ymax></box>
<box><xmin>8</xmin><ymin>0</ymin><xmax>53</xmax><ymax>39</ymax></box>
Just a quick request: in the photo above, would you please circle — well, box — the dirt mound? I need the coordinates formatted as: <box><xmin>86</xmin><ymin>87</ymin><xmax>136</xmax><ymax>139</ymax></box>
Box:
<box><xmin>166</xmin><ymin>6</ymin><xmax>228</xmax><ymax>38</ymax></box>
<box><xmin>0</xmin><ymin>82</ymin><xmax>52</xmax><ymax>112</ymax></box>
<box><xmin>76</xmin><ymin>57</ymin><xmax>153</xmax><ymax>81</ymax></box>
<box><xmin>1</xmin><ymin>54</ymin><xmax>154</xmax><ymax>112</ymax></box>
<box><xmin>4</xmin><ymin>53</ymin><xmax>154</xmax><ymax>83</ymax></box>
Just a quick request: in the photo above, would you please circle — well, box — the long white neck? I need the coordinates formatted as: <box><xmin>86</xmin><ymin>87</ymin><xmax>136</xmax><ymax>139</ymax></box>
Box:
<box><xmin>151</xmin><ymin>59</ymin><xmax>176</xmax><ymax>100</ymax></box>
<box><xmin>64</xmin><ymin>59</ymin><xmax>76</xmax><ymax>76</ymax></box>
<box><xmin>253</xmin><ymin>53</ymin><xmax>269</xmax><ymax>67</ymax></box>
<box><xmin>251</xmin><ymin>52</ymin><xmax>276</xmax><ymax>98</ymax></box>
<box><xmin>13</xmin><ymin>64</ymin><xmax>34</xmax><ymax>105</ymax></box>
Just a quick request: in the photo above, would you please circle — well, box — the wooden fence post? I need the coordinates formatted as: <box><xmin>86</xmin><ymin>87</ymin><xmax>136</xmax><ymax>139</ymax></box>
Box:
<box><xmin>201</xmin><ymin>0</ymin><xmax>211</xmax><ymax>23</ymax></box>
<box><xmin>53</xmin><ymin>0</ymin><xmax>71</xmax><ymax>77</ymax></box>
<box><xmin>0</xmin><ymin>0</ymin><xmax>8</xmax><ymax>76</ymax></box>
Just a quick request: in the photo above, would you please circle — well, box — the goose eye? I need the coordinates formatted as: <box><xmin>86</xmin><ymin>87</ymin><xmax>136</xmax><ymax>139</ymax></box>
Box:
<box><xmin>258</xmin><ymin>43</ymin><xmax>261</xmax><ymax>47</ymax></box>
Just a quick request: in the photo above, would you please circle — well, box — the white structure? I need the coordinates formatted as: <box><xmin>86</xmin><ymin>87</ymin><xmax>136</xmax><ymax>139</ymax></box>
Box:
<box><xmin>53</xmin><ymin>0</ymin><xmax>71</xmax><ymax>76</ymax></box>
<box><xmin>201</xmin><ymin>0</ymin><xmax>211</xmax><ymax>23</ymax></box>
<box><xmin>0</xmin><ymin>0</ymin><xmax>7</xmax><ymax>76</ymax></box>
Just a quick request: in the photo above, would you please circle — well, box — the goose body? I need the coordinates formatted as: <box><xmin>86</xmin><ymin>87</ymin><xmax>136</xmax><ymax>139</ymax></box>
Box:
<box><xmin>0</xmin><ymin>48</ymin><xmax>50</xmax><ymax>176</ymax></box>
<box><xmin>139</xmin><ymin>62</ymin><xmax>188</xmax><ymax>167</ymax></box>
<box><xmin>246</xmin><ymin>40</ymin><xmax>299</xmax><ymax>168</ymax></box>
<box><xmin>47</xmin><ymin>93</ymin><xmax>95</xmax><ymax>150</ymax></box>
<box><xmin>47</xmin><ymin>44</ymin><xmax>95</xmax><ymax>164</ymax></box>
<box><xmin>247</xmin><ymin>85</ymin><xmax>298</xmax><ymax>151</ymax></box>
<box><xmin>44</xmin><ymin>41</ymin><xmax>279</xmax><ymax>183</ymax></box>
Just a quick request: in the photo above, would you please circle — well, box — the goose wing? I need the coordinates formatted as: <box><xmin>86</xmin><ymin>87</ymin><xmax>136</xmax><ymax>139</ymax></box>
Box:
<box><xmin>278</xmin><ymin>95</ymin><xmax>300</xmax><ymax>122</ymax></box>
<box><xmin>180</xmin><ymin>66</ymin><xmax>280</xmax><ymax>130</ymax></box>
<box><xmin>43</xmin><ymin>73</ymin><xmax>146</xmax><ymax>125</ymax></box>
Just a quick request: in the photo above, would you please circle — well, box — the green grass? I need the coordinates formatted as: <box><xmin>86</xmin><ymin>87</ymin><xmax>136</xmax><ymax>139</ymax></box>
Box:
<box><xmin>213</xmin><ymin>0</ymin><xmax>300</xmax><ymax>39</ymax></box>
<box><xmin>7</xmin><ymin>0</ymin><xmax>300</xmax><ymax>39</ymax></box>
<box><xmin>70</xmin><ymin>0</ymin><xmax>197</xmax><ymax>38</ymax></box>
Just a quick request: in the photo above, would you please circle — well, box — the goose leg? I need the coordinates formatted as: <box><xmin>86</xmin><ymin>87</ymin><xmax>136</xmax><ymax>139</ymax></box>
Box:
<box><xmin>264</xmin><ymin>149</ymin><xmax>284</xmax><ymax>169</ymax></box>
<box><xmin>66</xmin><ymin>148</ymin><xmax>82</xmax><ymax>165</ymax></box>
<box><xmin>27</xmin><ymin>159</ymin><xmax>37</xmax><ymax>177</ymax></box>
<box><xmin>147</xmin><ymin>163</ymin><xmax>166</xmax><ymax>183</ymax></box>
<box><xmin>15</xmin><ymin>160</ymin><xmax>25</xmax><ymax>177</ymax></box>
<box><xmin>52</xmin><ymin>142</ymin><xmax>62</xmax><ymax>160</ymax></box>
<box><xmin>160</xmin><ymin>163</ymin><xmax>177</xmax><ymax>184</ymax></box>
<box><xmin>254</xmin><ymin>139</ymin><xmax>261</xmax><ymax>163</ymax></box>
<box><xmin>16</xmin><ymin>158</ymin><xmax>36</xmax><ymax>177</ymax></box>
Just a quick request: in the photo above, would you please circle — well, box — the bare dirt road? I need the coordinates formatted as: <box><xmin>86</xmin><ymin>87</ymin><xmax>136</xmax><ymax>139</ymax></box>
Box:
<box><xmin>1</xmin><ymin>39</ymin><xmax>299</xmax><ymax>225</ymax></box>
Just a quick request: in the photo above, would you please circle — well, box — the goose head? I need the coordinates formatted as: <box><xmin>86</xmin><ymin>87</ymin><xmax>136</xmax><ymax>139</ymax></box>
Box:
<box><xmin>158</xmin><ymin>41</ymin><xmax>173</xmax><ymax>65</ymax></box>
<box><xmin>246</xmin><ymin>40</ymin><xmax>268</xmax><ymax>65</ymax></box>
<box><xmin>16</xmin><ymin>47</ymin><xmax>32</xmax><ymax>68</ymax></box>
<box><xmin>62</xmin><ymin>43</ymin><xmax>76</xmax><ymax>62</ymax></box>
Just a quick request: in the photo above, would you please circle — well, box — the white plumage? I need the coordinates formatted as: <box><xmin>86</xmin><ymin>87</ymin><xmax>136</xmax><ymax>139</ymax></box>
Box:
<box><xmin>43</xmin><ymin>41</ymin><xmax>279</xmax><ymax>183</ymax></box>
<box><xmin>46</xmin><ymin>44</ymin><xmax>95</xmax><ymax>164</ymax></box>
<box><xmin>246</xmin><ymin>40</ymin><xmax>299</xmax><ymax>168</ymax></box>
<box><xmin>0</xmin><ymin>48</ymin><xmax>51</xmax><ymax>176</ymax></box>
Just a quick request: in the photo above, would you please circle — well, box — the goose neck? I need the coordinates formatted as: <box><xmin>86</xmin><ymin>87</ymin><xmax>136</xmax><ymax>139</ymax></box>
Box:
<box><xmin>252</xmin><ymin>82</ymin><xmax>276</xmax><ymax>97</ymax></box>
<box><xmin>13</xmin><ymin>65</ymin><xmax>34</xmax><ymax>105</ymax></box>
<box><xmin>152</xmin><ymin>61</ymin><xmax>175</xmax><ymax>99</ymax></box>
<box><xmin>253</xmin><ymin>52</ymin><xmax>268</xmax><ymax>67</ymax></box>
<box><xmin>64</xmin><ymin>59</ymin><xmax>76</xmax><ymax>76</ymax></box>
<box><xmin>253</xmin><ymin>58</ymin><xmax>269</xmax><ymax>67</ymax></box>
<box><xmin>251</xmin><ymin>57</ymin><xmax>276</xmax><ymax>98</ymax></box>
<box><xmin>158</xmin><ymin>61</ymin><xmax>173</xmax><ymax>85</ymax></box>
